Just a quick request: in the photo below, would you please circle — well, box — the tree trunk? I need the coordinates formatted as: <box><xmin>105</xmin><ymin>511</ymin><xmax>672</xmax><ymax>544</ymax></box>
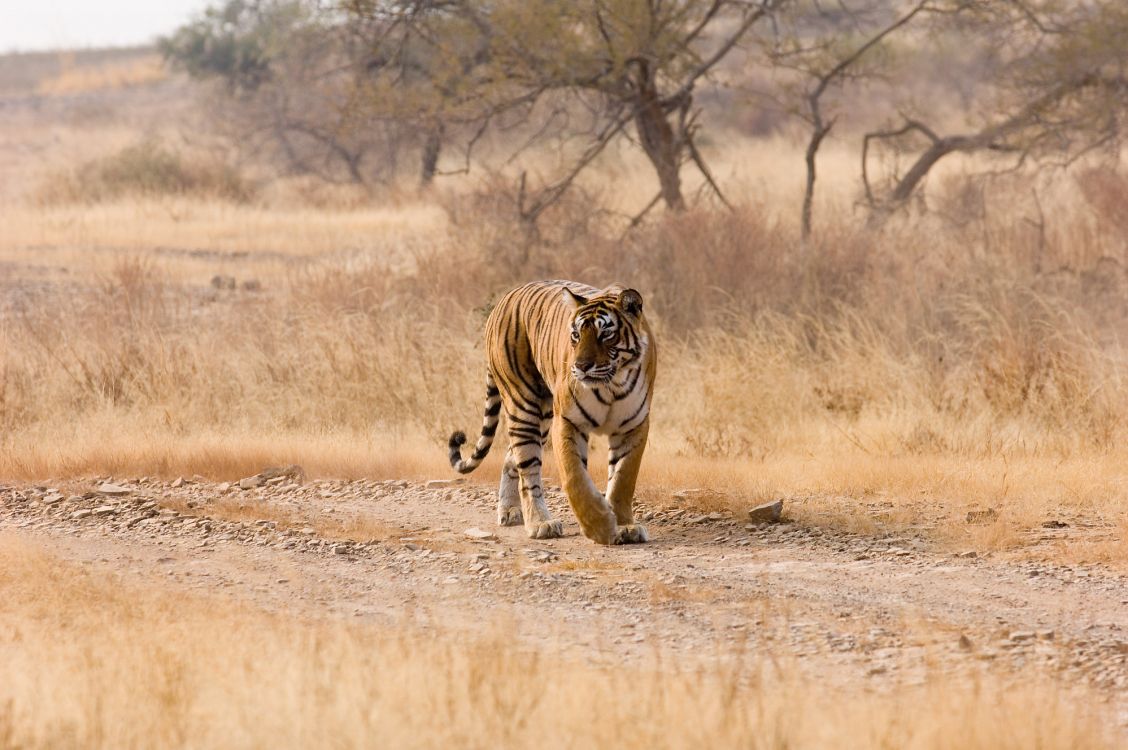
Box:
<box><xmin>420</xmin><ymin>122</ymin><xmax>444</xmax><ymax>187</ymax></box>
<box><xmin>632</xmin><ymin>61</ymin><xmax>686</xmax><ymax>212</ymax></box>
<box><xmin>801</xmin><ymin>122</ymin><xmax>832</xmax><ymax>242</ymax></box>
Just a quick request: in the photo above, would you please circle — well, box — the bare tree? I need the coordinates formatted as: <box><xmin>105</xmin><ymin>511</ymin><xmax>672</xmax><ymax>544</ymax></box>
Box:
<box><xmin>762</xmin><ymin>0</ymin><xmax>935</xmax><ymax>240</ymax></box>
<box><xmin>861</xmin><ymin>1</ymin><xmax>1127</xmax><ymax>225</ymax></box>
<box><xmin>343</xmin><ymin>0</ymin><xmax>785</xmax><ymax>216</ymax></box>
<box><xmin>164</xmin><ymin>0</ymin><xmax>420</xmax><ymax>186</ymax></box>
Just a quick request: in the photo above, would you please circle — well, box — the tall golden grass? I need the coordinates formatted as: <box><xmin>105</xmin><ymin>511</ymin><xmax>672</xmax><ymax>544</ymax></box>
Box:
<box><xmin>0</xmin><ymin>535</ymin><xmax>1115</xmax><ymax>749</ymax></box>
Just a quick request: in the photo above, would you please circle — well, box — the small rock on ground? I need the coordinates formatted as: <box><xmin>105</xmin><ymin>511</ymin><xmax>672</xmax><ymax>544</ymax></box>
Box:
<box><xmin>464</xmin><ymin>527</ymin><xmax>496</xmax><ymax>540</ymax></box>
<box><xmin>748</xmin><ymin>500</ymin><xmax>784</xmax><ymax>524</ymax></box>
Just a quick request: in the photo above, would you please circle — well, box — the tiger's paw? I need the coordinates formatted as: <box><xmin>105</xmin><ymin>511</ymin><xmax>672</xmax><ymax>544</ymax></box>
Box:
<box><xmin>498</xmin><ymin>506</ymin><xmax>523</xmax><ymax>526</ymax></box>
<box><xmin>613</xmin><ymin>524</ymin><xmax>649</xmax><ymax>545</ymax></box>
<box><xmin>527</xmin><ymin>520</ymin><xmax>564</xmax><ymax>539</ymax></box>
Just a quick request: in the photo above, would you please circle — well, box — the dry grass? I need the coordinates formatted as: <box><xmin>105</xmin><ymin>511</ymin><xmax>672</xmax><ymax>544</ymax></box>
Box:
<box><xmin>0</xmin><ymin>534</ymin><xmax>1116</xmax><ymax>750</ymax></box>
<box><xmin>0</xmin><ymin>199</ymin><xmax>448</xmax><ymax>280</ymax></box>
<box><xmin>3</xmin><ymin>167</ymin><xmax>1128</xmax><ymax>563</ymax></box>
<box><xmin>35</xmin><ymin>140</ymin><xmax>254</xmax><ymax>205</ymax></box>
<box><xmin>35</xmin><ymin>53</ymin><xmax>168</xmax><ymax>96</ymax></box>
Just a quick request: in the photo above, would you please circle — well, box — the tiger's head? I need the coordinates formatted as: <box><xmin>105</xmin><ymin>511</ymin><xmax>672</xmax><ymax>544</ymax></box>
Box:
<box><xmin>562</xmin><ymin>286</ymin><xmax>647</xmax><ymax>387</ymax></box>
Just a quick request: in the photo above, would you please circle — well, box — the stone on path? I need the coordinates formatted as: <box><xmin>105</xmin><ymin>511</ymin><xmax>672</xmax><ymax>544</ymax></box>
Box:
<box><xmin>97</xmin><ymin>482</ymin><xmax>131</xmax><ymax>496</ymax></box>
<box><xmin>239</xmin><ymin>475</ymin><xmax>264</xmax><ymax>490</ymax></box>
<box><xmin>747</xmin><ymin>500</ymin><xmax>784</xmax><ymax>524</ymax></box>
<box><xmin>464</xmin><ymin>527</ymin><xmax>496</xmax><ymax>540</ymax></box>
<box><xmin>966</xmin><ymin>508</ymin><xmax>998</xmax><ymax>524</ymax></box>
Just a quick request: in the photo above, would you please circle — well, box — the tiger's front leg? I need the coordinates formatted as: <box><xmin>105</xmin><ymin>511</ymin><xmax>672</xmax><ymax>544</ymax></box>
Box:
<box><xmin>553</xmin><ymin>416</ymin><xmax>617</xmax><ymax>545</ymax></box>
<box><xmin>607</xmin><ymin>418</ymin><xmax>650</xmax><ymax>544</ymax></box>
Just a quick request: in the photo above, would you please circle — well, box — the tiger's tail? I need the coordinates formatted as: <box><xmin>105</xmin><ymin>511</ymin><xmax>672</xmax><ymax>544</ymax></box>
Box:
<box><xmin>448</xmin><ymin>373</ymin><xmax>502</xmax><ymax>474</ymax></box>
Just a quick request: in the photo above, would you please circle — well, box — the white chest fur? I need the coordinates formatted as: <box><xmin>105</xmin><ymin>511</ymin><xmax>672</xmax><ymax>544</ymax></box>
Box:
<box><xmin>565</xmin><ymin>358</ymin><xmax>650</xmax><ymax>436</ymax></box>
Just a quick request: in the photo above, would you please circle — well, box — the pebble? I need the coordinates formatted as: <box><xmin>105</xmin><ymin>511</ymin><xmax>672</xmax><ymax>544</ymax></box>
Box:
<box><xmin>70</xmin><ymin>509</ymin><xmax>93</xmax><ymax>520</ymax></box>
<box><xmin>464</xmin><ymin>527</ymin><xmax>496</xmax><ymax>540</ymax></box>
<box><xmin>93</xmin><ymin>505</ymin><xmax>117</xmax><ymax>516</ymax></box>
<box><xmin>97</xmin><ymin>482</ymin><xmax>131</xmax><ymax>496</ymax></box>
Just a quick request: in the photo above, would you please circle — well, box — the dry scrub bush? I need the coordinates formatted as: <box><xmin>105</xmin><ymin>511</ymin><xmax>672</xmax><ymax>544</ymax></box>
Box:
<box><xmin>3</xmin><ymin>177</ymin><xmax>1128</xmax><ymax>477</ymax></box>
<box><xmin>36</xmin><ymin>140</ymin><xmax>253</xmax><ymax>205</ymax></box>
<box><xmin>0</xmin><ymin>536</ymin><xmax>1115</xmax><ymax>750</ymax></box>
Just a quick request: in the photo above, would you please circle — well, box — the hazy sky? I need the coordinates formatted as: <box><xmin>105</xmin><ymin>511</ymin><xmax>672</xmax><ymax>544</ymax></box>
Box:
<box><xmin>1</xmin><ymin>1</ymin><xmax>211</xmax><ymax>53</ymax></box>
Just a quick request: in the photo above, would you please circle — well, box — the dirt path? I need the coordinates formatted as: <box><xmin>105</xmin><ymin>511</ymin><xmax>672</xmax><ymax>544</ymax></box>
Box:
<box><xmin>3</xmin><ymin>476</ymin><xmax>1127</xmax><ymax>727</ymax></box>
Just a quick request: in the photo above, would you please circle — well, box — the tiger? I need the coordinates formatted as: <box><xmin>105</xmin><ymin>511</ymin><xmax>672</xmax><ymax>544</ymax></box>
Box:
<box><xmin>447</xmin><ymin>280</ymin><xmax>656</xmax><ymax>545</ymax></box>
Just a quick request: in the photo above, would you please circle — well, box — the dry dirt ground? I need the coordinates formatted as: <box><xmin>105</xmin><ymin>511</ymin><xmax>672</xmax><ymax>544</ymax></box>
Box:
<box><xmin>3</xmin><ymin>474</ymin><xmax>1127</xmax><ymax>731</ymax></box>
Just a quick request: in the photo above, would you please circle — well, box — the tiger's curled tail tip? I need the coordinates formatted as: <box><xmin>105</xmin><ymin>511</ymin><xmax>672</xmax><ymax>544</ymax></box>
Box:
<box><xmin>448</xmin><ymin>431</ymin><xmax>471</xmax><ymax>472</ymax></box>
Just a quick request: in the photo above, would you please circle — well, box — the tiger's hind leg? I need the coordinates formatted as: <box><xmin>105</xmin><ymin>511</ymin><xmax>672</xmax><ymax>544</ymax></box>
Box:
<box><xmin>497</xmin><ymin>452</ymin><xmax>522</xmax><ymax>526</ymax></box>
<box><xmin>506</xmin><ymin>404</ymin><xmax>562</xmax><ymax>540</ymax></box>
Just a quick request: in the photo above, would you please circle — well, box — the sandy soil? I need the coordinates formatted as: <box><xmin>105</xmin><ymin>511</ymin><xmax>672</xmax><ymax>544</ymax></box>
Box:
<box><xmin>3</xmin><ymin>474</ymin><xmax>1126</xmax><ymax>731</ymax></box>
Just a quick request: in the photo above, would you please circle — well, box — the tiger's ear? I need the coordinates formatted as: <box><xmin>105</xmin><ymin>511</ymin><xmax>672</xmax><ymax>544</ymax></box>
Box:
<box><xmin>562</xmin><ymin>287</ymin><xmax>589</xmax><ymax>309</ymax></box>
<box><xmin>616</xmin><ymin>289</ymin><xmax>644</xmax><ymax>316</ymax></box>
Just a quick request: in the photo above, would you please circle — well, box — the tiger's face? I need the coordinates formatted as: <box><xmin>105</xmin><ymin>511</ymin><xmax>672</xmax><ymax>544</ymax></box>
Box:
<box><xmin>563</xmin><ymin>287</ymin><xmax>646</xmax><ymax>387</ymax></box>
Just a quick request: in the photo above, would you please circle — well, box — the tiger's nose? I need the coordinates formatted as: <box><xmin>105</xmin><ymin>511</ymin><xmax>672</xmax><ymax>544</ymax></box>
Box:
<box><xmin>574</xmin><ymin>358</ymin><xmax>595</xmax><ymax>373</ymax></box>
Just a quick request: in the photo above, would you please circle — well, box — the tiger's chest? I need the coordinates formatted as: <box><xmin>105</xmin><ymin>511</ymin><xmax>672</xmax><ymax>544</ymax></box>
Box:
<box><xmin>563</xmin><ymin>365</ymin><xmax>650</xmax><ymax>436</ymax></box>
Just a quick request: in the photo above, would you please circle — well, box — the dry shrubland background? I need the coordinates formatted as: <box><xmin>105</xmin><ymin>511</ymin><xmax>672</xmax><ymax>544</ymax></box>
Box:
<box><xmin>2</xmin><ymin>17</ymin><xmax>1128</xmax><ymax>555</ymax></box>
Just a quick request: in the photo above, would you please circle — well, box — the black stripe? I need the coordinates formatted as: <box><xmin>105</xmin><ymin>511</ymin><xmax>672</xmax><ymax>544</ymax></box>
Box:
<box><xmin>562</xmin><ymin>416</ymin><xmax>584</xmax><ymax>434</ymax></box>
<box><xmin>512</xmin><ymin>365</ymin><xmax>543</xmax><ymax>403</ymax></box>
<box><xmin>614</xmin><ymin>368</ymin><xmax>641</xmax><ymax>400</ymax></box>
<box><xmin>517</xmin><ymin>456</ymin><xmax>541</xmax><ymax>469</ymax></box>
<box><xmin>486</xmin><ymin>401</ymin><xmax>501</xmax><ymax>417</ymax></box>
<box><xmin>510</xmin><ymin>438</ymin><xmax>541</xmax><ymax>448</ymax></box>
<box><xmin>593</xmin><ymin>388</ymin><xmax>609</xmax><ymax>405</ymax></box>
<box><xmin>573</xmin><ymin>397</ymin><xmax>598</xmax><ymax>428</ymax></box>
<box><xmin>482</xmin><ymin>423</ymin><xmax>497</xmax><ymax>438</ymax></box>
<box><xmin>508</xmin><ymin>413</ymin><xmax>539</xmax><ymax>428</ymax></box>
<box><xmin>472</xmin><ymin>446</ymin><xmax>490</xmax><ymax>460</ymax></box>
<box><xmin>620</xmin><ymin>399</ymin><xmax>649</xmax><ymax>431</ymax></box>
